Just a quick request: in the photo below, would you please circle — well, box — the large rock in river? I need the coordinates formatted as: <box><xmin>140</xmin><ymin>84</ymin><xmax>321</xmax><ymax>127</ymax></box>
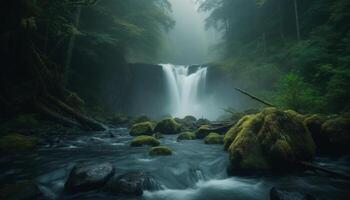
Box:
<box><xmin>130</xmin><ymin>136</ymin><xmax>160</xmax><ymax>147</ymax></box>
<box><xmin>154</xmin><ymin>118</ymin><xmax>181</xmax><ymax>134</ymax></box>
<box><xmin>225</xmin><ymin>108</ymin><xmax>316</xmax><ymax>173</ymax></box>
<box><xmin>65</xmin><ymin>162</ymin><xmax>115</xmax><ymax>192</ymax></box>
<box><xmin>105</xmin><ymin>171</ymin><xmax>161</xmax><ymax>196</ymax></box>
<box><xmin>129</xmin><ymin>122</ymin><xmax>154</xmax><ymax>136</ymax></box>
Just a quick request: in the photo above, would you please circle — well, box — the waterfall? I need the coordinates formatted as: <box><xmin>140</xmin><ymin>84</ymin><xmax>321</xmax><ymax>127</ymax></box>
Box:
<box><xmin>161</xmin><ymin>64</ymin><xmax>207</xmax><ymax>118</ymax></box>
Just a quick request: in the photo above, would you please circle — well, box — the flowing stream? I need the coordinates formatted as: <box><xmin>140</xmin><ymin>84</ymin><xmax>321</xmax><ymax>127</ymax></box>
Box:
<box><xmin>1</xmin><ymin>128</ymin><xmax>350</xmax><ymax>200</ymax></box>
<box><xmin>161</xmin><ymin>64</ymin><xmax>208</xmax><ymax>118</ymax></box>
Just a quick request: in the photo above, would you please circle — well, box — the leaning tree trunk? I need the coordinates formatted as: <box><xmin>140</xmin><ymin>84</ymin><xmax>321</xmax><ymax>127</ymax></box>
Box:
<box><xmin>293</xmin><ymin>0</ymin><xmax>301</xmax><ymax>41</ymax></box>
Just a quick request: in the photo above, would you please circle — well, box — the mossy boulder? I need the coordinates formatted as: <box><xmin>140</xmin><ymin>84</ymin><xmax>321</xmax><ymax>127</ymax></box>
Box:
<box><xmin>204</xmin><ymin>132</ymin><xmax>224</xmax><ymax>144</ymax></box>
<box><xmin>175</xmin><ymin>116</ymin><xmax>197</xmax><ymax>131</ymax></box>
<box><xmin>195</xmin><ymin>125</ymin><xmax>212</xmax><ymax>139</ymax></box>
<box><xmin>154</xmin><ymin>118</ymin><xmax>181</xmax><ymax>134</ymax></box>
<box><xmin>149</xmin><ymin>146</ymin><xmax>172</xmax><ymax>156</ymax></box>
<box><xmin>0</xmin><ymin>133</ymin><xmax>38</xmax><ymax>152</ymax></box>
<box><xmin>129</xmin><ymin>122</ymin><xmax>154</xmax><ymax>136</ymax></box>
<box><xmin>320</xmin><ymin>117</ymin><xmax>350</xmax><ymax>153</ymax></box>
<box><xmin>177</xmin><ymin>132</ymin><xmax>196</xmax><ymax>141</ymax></box>
<box><xmin>130</xmin><ymin>136</ymin><xmax>160</xmax><ymax>147</ymax></box>
<box><xmin>225</xmin><ymin>108</ymin><xmax>316</xmax><ymax>173</ymax></box>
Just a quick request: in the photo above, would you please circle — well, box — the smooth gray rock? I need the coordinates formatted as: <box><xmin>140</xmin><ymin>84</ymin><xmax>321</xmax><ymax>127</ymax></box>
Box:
<box><xmin>65</xmin><ymin>162</ymin><xmax>115</xmax><ymax>192</ymax></box>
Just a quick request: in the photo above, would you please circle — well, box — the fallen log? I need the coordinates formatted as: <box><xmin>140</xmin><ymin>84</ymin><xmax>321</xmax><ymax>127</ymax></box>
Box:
<box><xmin>300</xmin><ymin>161</ymin><xmax>350</xmax><ymax>180</ymax></box>
<box><xmin>234</xmin><ymin>88</ymin><xmax>275</xmax><ymax>107</ymax></box>
<box><xmin>35</xmin><ymin>102</ymin><xmax>81</xmax><ymax>128</ymax></box>
<box><xmin>47</xmin><ymin>95</ymin><xmax>106</xmax><ymax>131</ymax></box>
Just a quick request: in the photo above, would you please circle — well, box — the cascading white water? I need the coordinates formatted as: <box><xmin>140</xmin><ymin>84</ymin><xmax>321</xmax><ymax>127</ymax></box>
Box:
<box><xmin>161</xmin><ymin>64</ymin><xmax>207</xmax><ymax>118</ymax></box>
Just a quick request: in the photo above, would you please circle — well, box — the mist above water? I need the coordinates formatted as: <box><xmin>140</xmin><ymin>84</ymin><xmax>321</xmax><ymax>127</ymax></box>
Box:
<box><xmin>164</xmin><ymin>0</ymin><xmax>219</xmax><ymax>64</ymax></box>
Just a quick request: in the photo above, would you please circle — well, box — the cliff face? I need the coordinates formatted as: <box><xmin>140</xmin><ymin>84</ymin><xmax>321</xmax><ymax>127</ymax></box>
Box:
<box><xmin>123</xmin><ymin>63</ymin><xmax>167</xmax><ymax>117</ymax></box>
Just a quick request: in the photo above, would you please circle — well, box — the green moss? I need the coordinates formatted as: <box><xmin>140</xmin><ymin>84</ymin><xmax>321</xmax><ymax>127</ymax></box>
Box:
<box><xmin>177</xmin><ymin>132</ymin><xmax>196</xmax><ymax>141</ymax></box>
<box><xmin>194</xmin><ymin>125</ymin><xmax>211</xmax><ymax>139</ymax></box>
<box><xmin>284</xmin><ymin>110</ymin><xmax>305</xmax><ymax>121</ymax></box>
<box><xmin>154</xmin><ymin>118</ymin><xmax>181</xmax><ymax>134</ymax></box>
<box><xmin>270</xmin><ymin>139</ymin><xmax>293</xmax><ymax>164</ymax></box>
<box><xmin>227</xmin><ymin>108</ymin><xmax>316</xmax><ymax>172</ymax></box>
<box><xmin>130</xmin><ymin>136</ymin><xmax>160</xmax><ymax>147</ymax></box>
<box><xmin>224</xmin><ymin>115</ymin><xmax>255</xmax><ymax>150</ymax></box>
<box><xmin>204</xmin><ymin>132</ymin><xmax>224</xmax><ymax>144</ymax></box>
<box><xmin>149</xmin><ymin>146</ymin><xmax>172</xmax><ymax>156</ymax></box>
<box><xmin>0</xmin><ymin>133</ymin><xmax>38</xmax><ymax>152</ymax></box>
<box><xmin>129</xmin><ymin>122</ymin><xmax>154</xmax><ymax>136</ymax></box>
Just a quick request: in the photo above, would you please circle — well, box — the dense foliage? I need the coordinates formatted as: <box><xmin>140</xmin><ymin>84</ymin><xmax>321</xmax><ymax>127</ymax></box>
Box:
<box><xmin>0</xmin><ymin>0</ymin><xmax>173</xmax><ymax>121</ymax></box>
<box><xmin>199</xmin><ymin>0</ymin><xmax>350</xmax><ymax>113</ymax></box>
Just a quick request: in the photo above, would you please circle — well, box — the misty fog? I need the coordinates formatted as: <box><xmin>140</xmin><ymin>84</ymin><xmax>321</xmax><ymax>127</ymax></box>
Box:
<box><xmin>164</xmin><ymin>0</ymin><xmax>220</xmax><ymax>64</ymax></box>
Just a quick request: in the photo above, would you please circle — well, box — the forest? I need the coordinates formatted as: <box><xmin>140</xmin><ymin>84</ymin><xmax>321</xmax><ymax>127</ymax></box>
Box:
<box><xmin>0</xmin><ymin>0</ymin><xmax>349</xmax><ymax>200</ymax></box>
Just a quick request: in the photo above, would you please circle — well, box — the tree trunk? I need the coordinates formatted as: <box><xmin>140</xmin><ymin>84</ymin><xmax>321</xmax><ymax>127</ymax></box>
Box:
<box><xmin>293</xmin><ymin>0</ymin><xmax>301</xmax><ymax>41</ymax></box>
<box><xmin>47</xmin><ymin>95</ymin><xmax>106</xmax><ymax>131</ymax></box>
<box><xmin>65</xmin><ymin>6</ymin><xmax>81</xmax><ymax>71</ymax></box>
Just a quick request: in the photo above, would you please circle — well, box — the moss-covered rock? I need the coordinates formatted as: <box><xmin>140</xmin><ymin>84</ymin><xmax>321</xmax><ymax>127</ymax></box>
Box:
<box><xmin>204</xmin><ymin>132</ymin><xmax>224</xmax><ymax>144</ymax></box>
<box><xmin>149</xmin><ymin>146</ymin><xmax>172</xmax><ymax>156</ymax></box>
<box><xmin>129</xmin><ymin>122</ymin><xmax>154</xmax><ymax>136</ymax></box>
<box><xmin>130</xmin><ymin>136</ymin><xmax>160</xmax><ymax>147</ymax></box>
<box><xmin>0</xmin><ymin>133</ymin><xmax>38</xmax><ymax>152</ymax></box>
<box><xmin>195</xmin><ymin>125</ymin><xmax>211</xmax><ymax>139</ymax></box>
<box><xmin>177</xmin><ymin>132</ymin><xmax>196</xmax><ymax>141</ymax></box>
<box><xmin>154</xmin><ymin>118</ymin><xmax>181</xmax><ymax>134</ymax></box>
<box><xmin>225</xmin><ymin>108</ymin><xmax>316</xmax><ymax>173</ymax></box>
<box><xmin>175</xmin><ymin>116</ymin><xmax>198</xmax><ymax>131</ymax></box>
<box><xmin>320</xmin><ymin>117</ymin><xmax>350</xmax><ymax>153</ymax></box>
<box><xmin>224</xmin><ymin>115</ymin><xmax>255</xmax><ymax>150</ymax></box>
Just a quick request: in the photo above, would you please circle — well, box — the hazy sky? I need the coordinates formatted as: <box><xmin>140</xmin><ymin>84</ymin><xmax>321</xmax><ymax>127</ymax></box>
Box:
<box><xmin>164</xmin><ymin>0</ymin><xmax>220</xmax><ymax>65</ymax></box>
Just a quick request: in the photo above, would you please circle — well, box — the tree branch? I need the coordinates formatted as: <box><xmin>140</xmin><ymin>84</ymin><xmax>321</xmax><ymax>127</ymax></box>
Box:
<box><xmin>234</xmin><ymin>88</ymin><xmax>276</xmax><ymax>107</ymax></box>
